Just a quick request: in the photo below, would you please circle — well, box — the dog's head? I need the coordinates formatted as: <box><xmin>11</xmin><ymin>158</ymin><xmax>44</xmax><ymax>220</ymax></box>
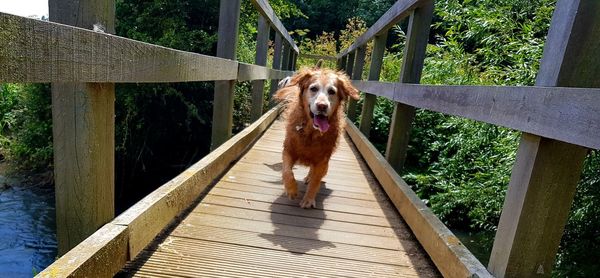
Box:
<box><xmin>277</xmin><ymin>68</ymin><xmax>359</xmax><ymax>133</ymax></box>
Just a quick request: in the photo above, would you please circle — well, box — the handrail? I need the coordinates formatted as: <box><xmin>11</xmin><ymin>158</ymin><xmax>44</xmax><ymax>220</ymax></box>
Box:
<box><xmin>338</xmin><ymin>0</ymin><xmax>600</xmax><ymax>277</ymax></box>
<box><xmin>0</xmin><ymin>12</ymin><xmax>293</xmax><ymax>83</ymax></box>
<box><xmin>250</xmin><ymin>0</ymin><xmax>299</xmax><ymax>53</ymax></box>
<box><xmin>337</xmin><ymin>0</ymin><xmax>428</xmax><ymax>58</ymax></box>
<box><xmin>352</xmin><ymin>81</ymin><xmax>600</xmax><ymax>150</ymax></box>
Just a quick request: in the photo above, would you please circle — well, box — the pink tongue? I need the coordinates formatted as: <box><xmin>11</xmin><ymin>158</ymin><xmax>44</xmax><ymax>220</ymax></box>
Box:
<box><xmin>314</xmin><ymin>115</ymin><xmax>330</xmax><ymax>132</ymax></box>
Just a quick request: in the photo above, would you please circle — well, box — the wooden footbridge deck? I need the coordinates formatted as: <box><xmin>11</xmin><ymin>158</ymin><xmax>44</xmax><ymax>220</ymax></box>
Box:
<box><xmin>120</xmin><ymin>119</ymin><xmax>439</xmax><ymax>278</ymax></box>
<box><xmin>1</xmin><ymin>0</ymin><xmax>599</xmax><ymax>277</ymax></box>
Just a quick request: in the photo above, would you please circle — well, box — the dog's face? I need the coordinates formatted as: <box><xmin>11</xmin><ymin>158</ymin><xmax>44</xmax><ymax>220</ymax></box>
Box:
<box><xmin>290</xmin><ymin>68</ymin><xmax>359</xmax><ymax>133</ymax></box>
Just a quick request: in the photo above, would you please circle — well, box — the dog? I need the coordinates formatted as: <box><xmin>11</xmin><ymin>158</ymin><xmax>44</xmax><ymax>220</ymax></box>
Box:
<box><xmin>274</xmin><ymin>67</ymin><xmax>359</xmax><ymax>208</ymax></box>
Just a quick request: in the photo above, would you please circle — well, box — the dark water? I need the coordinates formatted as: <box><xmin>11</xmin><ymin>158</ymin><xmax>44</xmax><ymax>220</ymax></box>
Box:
<box><xmin>0</xmin><ymin>177</ymin><xmax>57</xmax><ymax>277</ymax></box>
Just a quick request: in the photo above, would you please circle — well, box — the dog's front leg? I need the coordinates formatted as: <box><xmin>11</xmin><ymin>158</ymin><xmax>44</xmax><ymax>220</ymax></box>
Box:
<box><xmin>282</xmin><ymin>151</ymin><xmax>298</xmax><ymax>200</ymax></box>
<box><xmin>300</xmin><ymin>160</ymin><xmax>328</xmax><ymax>209</ymax></box>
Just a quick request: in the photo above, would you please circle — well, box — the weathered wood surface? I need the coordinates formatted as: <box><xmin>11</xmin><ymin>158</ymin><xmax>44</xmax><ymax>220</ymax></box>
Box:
<box><xmin>249</xmin><ymin>0</ymin><xmax>299</xmax><ymax>53</ymax></box>
<box><xmin>353</xmin><ymin>81</ymin><xmax>600</xmax><ymax>150</ymax></box>
<box><xmin>338</xmin><ymin>0</ymin><xmax>427</xmax><ymax>57</ymax></box>
<box><xmin>385</xmin><ymin>2</ymin><xmax>433</xmax><ymax>172</ymax></box>
<box><xmin>359</xmin><ymin>32</ymin><xmax>388</xmax><ymax>137</ymax></box>
<box><xmin>0</xmin><ymin>12</ymin><xmax>238</xmax><ymax>83</ymax></box>
<box><xmin>347</xmin><ymin>46</ymin><xmax>367</xmax><ymax>122</ymax></box>
<box><xmin>211</xmin><ymin>0</ymin><xmax>242</xmax><ymax>150</ymax></box>
<box><xmin>251</xmin><ymin>16</ymin><xmax>270</xmax><ymax>122</ymax></box>
<box><xmin>121</xmin><ymin>120</ymin><xmax>440</xmax><ymax>278</ymax></box>
<box><xmin>238</xmin><ymin>63</ymin><xmax>293</xmax><ymax>81</ymax></box>
<box><xmin>299</xmin><ymin>53</ymin><xmax>337</xmax><ymax>61</ymax></box>
<box><xmin>38</xmin><ymin>107</ymin><xmax>281</xmax><ymax>277</ymax></box>
<box><xmin>489</xmin><ymin>0</ymin><xmax>600</xmax><ymax>276</ymax></box>
<box><xmin>113</xmin><ymin>106</ymin><xmax>280</xmax><ymax>259</ymax></box>
<box><xmin>269</xmin><ymin>33</ymin><xmax>284</xmax><ymax>98</ymax></box>
<box><xmin>49</xmin><ymin>0</ymin><xmax>116</xmax><ymax>255</ymax></box>
<box><xmin>345</xmin><ymin>119</ymin><xmax>492</xmax><ymax>278</ymax></box>
<box><xmin>36</xmin><ymin>224</ymin><xmax>128</xmax><ymax>278</ymax></box>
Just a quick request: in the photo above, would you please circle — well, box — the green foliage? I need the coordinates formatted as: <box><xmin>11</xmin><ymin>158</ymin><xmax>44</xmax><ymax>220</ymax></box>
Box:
<box><xmin>0</xmin><ymin>84</ymin><xmax>52</xmax><ymax>171</ymax></box>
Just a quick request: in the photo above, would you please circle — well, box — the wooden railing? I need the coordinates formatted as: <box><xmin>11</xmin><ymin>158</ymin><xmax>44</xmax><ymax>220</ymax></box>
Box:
<box><xmin>0</xmin><ymin>0</ymin><xmax>297</xmax><ymax>267</ymax></box>
<box><xmin>337</xmin><ymin>0</ymin><xmax>600</xmax><ymax>277</ymax></box>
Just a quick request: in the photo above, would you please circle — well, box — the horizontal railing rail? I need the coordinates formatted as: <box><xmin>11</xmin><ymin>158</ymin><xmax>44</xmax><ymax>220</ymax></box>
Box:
<box><xmin>0</xmin><ymin>12</ymin><xmax>293</xmax><ymax>83</ymax></box>
<box><xmin>250</xmin><ymin>0</ymin><xmax>299</xmax><ymax>53</ymax></box>
<box><xmin>337</xmin><ymin>0</ymin><xmax>599</xmax><ymax>277</ymax></box>
<box><xmin>353</xmin><ymin>81</ymin><xmax>600</xmax><ymax>150</ymax></box>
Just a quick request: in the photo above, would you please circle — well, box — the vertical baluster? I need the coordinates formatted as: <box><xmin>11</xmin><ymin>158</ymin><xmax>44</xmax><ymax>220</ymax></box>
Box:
<box><xmin>211</xmin><ymin>0</ymin><xmax>241</xmax><ymax>150</ymax></box>
<box><xmin>49</xmin><ymin>0</ymin><xmax>116</xmax><ymax>255</ymax></box>
<box><xmin>251</xmin><ymin>15</ymin><xmax>269</xmax><ymax>121</ymax></box>
<box><xmin>269</xmin><ymin>33</ymin><xmax>283</xmax><ymax>99</ymax></box>
<box><xmin>359</xmin><ymin>32</ymin><xmax>388</xmax><ymax>136</ymax></box>
<box><xmin>347</xmin><ymin>46</ymin><xmax>366</xmax><ymax>122</ymax></box>
<box><xmin>488</xmin><ymin>0</ymin><xmax>599</xmax><ymax>276</ymax></box>
<box><xmin>385</xmin><ymin>1</ymin><xmax>433</xmax><ymax>172</ymax></box>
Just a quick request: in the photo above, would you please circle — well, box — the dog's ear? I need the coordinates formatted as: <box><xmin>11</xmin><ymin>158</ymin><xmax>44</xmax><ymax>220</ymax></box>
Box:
<box><xmin>337</xmin><ymin>72</ymin><xmax>360</xmax><ymax>101</ymax></box>
<box><xmin>288</xmin><ymin>68</ymin><xmax>315</xmax><ymax>93</ymax></box>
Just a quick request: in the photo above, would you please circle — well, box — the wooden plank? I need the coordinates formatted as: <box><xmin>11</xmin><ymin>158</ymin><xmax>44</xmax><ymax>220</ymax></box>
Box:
<box><xmin>359</xmin><ymin>32</ymin><xmax>387</xmax><ymax>136</ymax></box>
<box><xmin>237</xmin><ymin>63</ymin><xmax>293</xmax><ymax>81</ymax></box>
<box><xmin>125</xmin><ymin>238</ymin><xmax>427</xmax><ymax>278</ymax></box>
<box><xmin>249</xmin><ymin>0</ymin><xmax>299</xmax><ymax>53</ymax></box>
<box><xmin>211</xmin><ymin>0</ymin><xmax>241</xmax><ymax>150</ymax></box>
<box><xmin>0</xmin><ymin>12</ymin><xmax>238</xmax><ymax>83</ymax></box>
<box><xmin>488</xmin><ymin>1</ymin><xmax>599</xmax><ymax>276</ymax></box>
<box><xmin>49</xmin><ymin>0</ymin><xmax>115</xmax><ymax>255</ymax></box>
<box><xmin>345</xmin><ymin>119</ymin><xmax>492</xmax><ymax>278</ymax></box>
<box><xmin>337</xmin><ymin>0</ymin><xmax>425</xmax><ymax>58</ymax></box>
<box><xmin>36</xmin><ymin>224</ymin><xmax>128</xmax><ymax>278</ymax></box>
<box><xmin>347</xmin><ymin>46</ymin><xmax>367</xmax><ymax>122</ymax></box>
<box><xmin>385</xmin><ymin>2</ymin><xmax>434</xmax><ymax>172</ymax></box>
<box><xmin>269</xmin><ymin>33</ymin><xmax>283</xmax><ymax>99</ymax></box>
<box><xmin>251</xmin><ymin>16</ymin><xmax>270</xmax><ymax>122</ymax></box>
<box><xmin>353</xmin><ymin>81</ymin><xmax>600</xmax><ymax>150</ymax></box>
<box><xmin>281</xmin><ymin>43</ymin><xmax>291</xmax><ymax>71</ymax></box>
<box><xmin>299</xmin><ymin>53</ymin><xmax>337</xmax><ymax>61</ymax></box>
<box><xmin>112</xmin><ymin>107</ymin><xmax>280</xmax><ymax>259</ymax></box>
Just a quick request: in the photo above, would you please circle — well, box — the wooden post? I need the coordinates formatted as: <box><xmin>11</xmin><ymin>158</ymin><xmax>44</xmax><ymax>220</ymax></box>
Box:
<box><xmin>281</xmin><ymin>43</ymin><xmax>291</xmax><ymax>71</ymax></box>
<box><xmin>211</xmin><ymin>0</ymin><xmax>241</xmax><ymax>150</ymax></box>
<box><xmin>385</xmin><ymin>1</ymin><xmax>433</xmax><ymax>171</ymax></box>
<box><xmin>251</xmin><ymin>15</ymin><xmax>269</xmax><ymax>122</ymax></box>
<box><xmin>345</xmin><ymin>51</ymin><xmax>356</xmax><ymax>77</ymax></box>
<box><xmin>347</xmin><ymin>46</ymin><xmax>366</xmax><ymax>122</ymax></box>
<box><xmin>488</xmin><ymin>0</ymin><xmax>599</xmax><ymax>276</ymax></box>
<box><xmin>49</xmin><ymin>0</ymin><xmax>115</xmax><ymax>255</ymax></box>
<box><xmin>269</xmin><ymin>33</ymin><xmax>283</xmax><ymax>99</ymax></box>
<box><xmin>359</xmin><ymin>32</ymin><xmax>388</xmax><ymax>136</ymax></box>
<box><xmin>292</xmin><ymin>51</ymin><xmax>298</xmax><ymax>70</ymax></box>
<box><xmin>338</xmin><ymin>55</ymin><xmax>348</xmax><ymax>71</ymax></box>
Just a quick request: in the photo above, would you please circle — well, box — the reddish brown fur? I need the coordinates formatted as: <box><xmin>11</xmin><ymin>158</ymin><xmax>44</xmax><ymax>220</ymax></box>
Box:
<box><xmin>274</xmin><ymin>68</ymin><xmax>359</xmax><ymax>208</ymax></box>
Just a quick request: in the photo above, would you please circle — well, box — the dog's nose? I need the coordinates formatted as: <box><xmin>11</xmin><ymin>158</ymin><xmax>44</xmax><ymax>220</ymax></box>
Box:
<box><xmin>317</xmin><ymin>103</ymin><xmax>328</xmax><ymax>112</ymax></box>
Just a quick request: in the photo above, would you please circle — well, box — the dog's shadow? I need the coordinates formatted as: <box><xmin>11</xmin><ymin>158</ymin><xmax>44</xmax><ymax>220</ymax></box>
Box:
<box><xmin>259</xmin><ymin>163</ymin><xmax>335</xmax><ymax>254</ymax></box>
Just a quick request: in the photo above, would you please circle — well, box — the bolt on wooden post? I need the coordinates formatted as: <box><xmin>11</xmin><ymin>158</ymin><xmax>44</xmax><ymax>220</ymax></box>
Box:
<box><xmin>385</xmin><ymin>1</ymin><xmax>433</xmax><ymax>172</ymax></box>
<box><xmin>211</xmin><ymin>0</ymin><xmax>241</xmax><ymax>150</ymax></box>
<box><xmin>49</xmin><ymin>0</ymin><xmax>116</xmax><ymax>255</ymax></box>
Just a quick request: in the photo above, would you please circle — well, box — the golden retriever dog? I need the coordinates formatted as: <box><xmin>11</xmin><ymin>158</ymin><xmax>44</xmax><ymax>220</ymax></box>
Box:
<box><xmin>274</xmin><ymin>67</ymin><xmax>359</xmax><ymax>208</ymax></box>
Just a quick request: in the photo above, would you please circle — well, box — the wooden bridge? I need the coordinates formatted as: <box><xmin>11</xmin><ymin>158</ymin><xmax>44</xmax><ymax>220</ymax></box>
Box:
<box><xmin>1</xmin><ymin>0</ymin><xmax>599</xmax><ymax>277</ymax></box>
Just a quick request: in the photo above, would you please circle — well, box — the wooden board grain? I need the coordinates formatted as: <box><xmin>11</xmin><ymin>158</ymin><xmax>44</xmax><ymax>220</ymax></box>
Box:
<box><xmin>249</xmin><ymin>0</ymin><xmax>299</xmax><ymax>53</ymax></box>
<box><xmin>0</xmin><ymin>12</ymin><xmax>238</xmax><ymax>83</ymax></box>
<box><xmin>345</xmin><ymin>119</ymin><xmax>492</xmax><ymax>278</ymax></box>
<box><xmin>122</xmin><ymin>119</ymin><xmax>440</xmax><ymax>278</ymax></box>
<box><xmin>352</xmin><ymin>81</ymin><xmax>600</xmax><ymax>150</ymax></box>
<box><xmin>337</xmin><ymin>0</ymin><xmax>427</xmax><ymax>57</ymax></box>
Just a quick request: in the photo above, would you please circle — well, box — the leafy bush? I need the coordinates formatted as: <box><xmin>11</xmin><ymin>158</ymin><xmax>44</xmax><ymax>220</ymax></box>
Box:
<box><xmin>0</xmin><ymin>84</ymin><xmax>52</xmax><ymax>171</ymax></box>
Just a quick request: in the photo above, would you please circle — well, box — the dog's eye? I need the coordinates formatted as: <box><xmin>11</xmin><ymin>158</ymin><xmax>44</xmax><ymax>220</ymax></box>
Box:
<box><xmin>328</xmin><ymin>89</ymin><xmax>336</xmax><ymax>95</ymax></box>
<box><xmin>309</xmin><ymin>86</ymin><xmax>318</xmax><ymax>92</ymax></box>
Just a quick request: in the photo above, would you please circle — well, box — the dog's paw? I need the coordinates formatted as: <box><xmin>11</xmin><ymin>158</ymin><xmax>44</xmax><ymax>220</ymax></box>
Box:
<box><xmin>285</xmin><ymin>187</ymin><xmax>298</xmax><ymax>200</ymax></box>
<box><xmin>303</xmin><ymin>175</ymin><xmax>310</xmax><ymax>184</ymax></box>
<box><xmin>299</xmin><ymin>197</ymin><xmax>316</xmax><ymax>209</ymax></box>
